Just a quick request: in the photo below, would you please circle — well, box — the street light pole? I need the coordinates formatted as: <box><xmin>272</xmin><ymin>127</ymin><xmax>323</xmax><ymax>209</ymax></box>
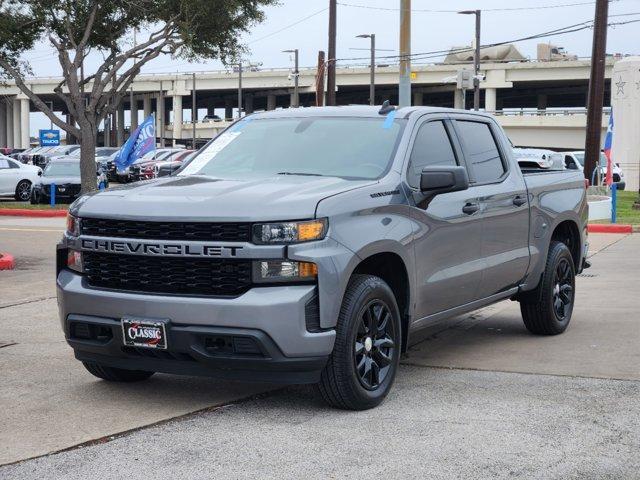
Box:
<box><xmin>459</xmin><ymin>10</ymin><xmax>481</xmax><ymax>111</ymax></box>
<box><xmin>283</xmin><ymin>49</ymin><xmax>300</xmax><ymax>108</ymax></box>
<box><xmin>399</xmin><ymin>0</ymin><xmax>411</xmax><ymax>107</ymax></box>
<box><xmin>357</xmin><ymin>34</ymin><xmax>376</xmax><ymax>105</ymax></box>
<box><xmin>238</xmin><ymin>62</ymin><xmax>243</xmax><ymax>119</ymax></box>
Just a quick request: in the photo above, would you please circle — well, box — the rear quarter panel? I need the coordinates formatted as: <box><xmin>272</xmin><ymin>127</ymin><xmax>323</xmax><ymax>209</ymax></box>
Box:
<box><xmin>521</xmin><ymin>170</ymin><xmax>588</xmax><ymax>291</ymax></box>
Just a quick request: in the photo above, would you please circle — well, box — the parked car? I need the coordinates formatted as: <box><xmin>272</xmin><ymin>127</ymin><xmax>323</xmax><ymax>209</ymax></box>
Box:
<box><xmin>563</xmin><ymin>151</ymin><xmax>625</xmax><ymax>190</ymax></box>
<box><xmin>155</xmin><ymin>151</ymin><xmax>198</xmax><ymax>177</ymax></box>
<box><xmin>58</xmin><ymin>106</ymin><xmax>589</xmax><ymax>410</ymax></box>
<box><xmin>512</xmin><ymin>148</ymin><xmax>564</xmax><ymax>170</ymax></box>
<box><xmin>31</xmin><ymin>145</ymin><xmax>79</xmax><ymax>168</ymax></box>
<box><xmin>0</xmin><ymin>155</ymin><xmax>42</xmax><ymax>201</ymax></box>
<box><xmin>31</xmin><ymin>158</ymin><xmax>107</xmax><ymax>204</ymax></box>
<box><xmin>129</xmin><ymin>148</ymin><xmax>186</xmax><ymax>182</ymax></box>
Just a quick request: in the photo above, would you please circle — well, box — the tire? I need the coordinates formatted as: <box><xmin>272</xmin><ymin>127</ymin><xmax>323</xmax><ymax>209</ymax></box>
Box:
<box><xmin>318</xmin><ymin>274</ymin><xmax>401</xmax><ymax>410</ymax></box>
<box><xmin>519</xmin><ymin>241</ymin><xmax>576</xmax><ymax>335</ymax></box>
<box><xmin>29</xmin><ymin>191</ymin><xmax>38</xmax><ymax>204</ymax></box>
<box><xmin>14</xmin><ymin>180</ymin><xmax>31</xmax><ymax>201</ymax></box>
<box><xmin>82</xmin><ymin>361</ymin><xmax>155</xmax><ymax>382</ymax></box>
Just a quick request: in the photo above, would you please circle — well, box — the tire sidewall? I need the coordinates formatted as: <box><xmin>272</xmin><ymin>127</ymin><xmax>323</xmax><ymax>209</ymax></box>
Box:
<box><xmin>340</xmin><ymin>277</ymin><xmax>401</xmax><ymax>407</ymax></box>
<box><xmin>544</xmin><ymin>243</ymin><xmax>576</xmax><ymax>331</ymax></box>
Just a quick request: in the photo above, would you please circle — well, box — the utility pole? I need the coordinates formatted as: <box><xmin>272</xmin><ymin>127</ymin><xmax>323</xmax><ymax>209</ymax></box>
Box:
<box><xmin>283</xmin><ymin>49</ymin><xmax>300</xmax><ymax>108</ymax></box>
<box><xmin>399</xmin><ymin>0</ymin><xmax>411</xmax><ymax>107</ymax></box>
<box><xmin>316</xmin><ymin>51</ymin><xmax>326</xmax><ymax>107</ymax></box>
<box><xmin>458</xmin><ymin>10</ymin><xmax>481</xmax><ymax>111</ymax></box>
<box><xmin>357</xmin><ymin>34</ymin><xmax>376</xmax><ymax>105</ymax></box>
<box><xmin>584</xmin><ymin>0</ymin><xmax>609</xmax><ymax>185</ymax></box>
<box><xmin>326</xmin><ymin>0</ymin><xmax>337</xmax><ymax>106</ymax></box>
<box><xmin>192</xmin><ymin>73</ymin><xmax>197</xmax><ymax>149</ymax></box>
<box><xmin>238</xmin><ymin>62</ymin><xmax>243</xmax><ymax>119</ymax></box>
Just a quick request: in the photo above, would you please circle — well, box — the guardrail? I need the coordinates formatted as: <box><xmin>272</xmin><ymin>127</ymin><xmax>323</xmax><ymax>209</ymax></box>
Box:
<box><xmin>489</xmin><ymin>108</ymin><xmax>612</xmax><ymax>117</ymax></box>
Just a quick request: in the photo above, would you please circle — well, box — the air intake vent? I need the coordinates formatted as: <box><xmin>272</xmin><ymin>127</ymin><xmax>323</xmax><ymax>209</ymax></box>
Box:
<box><xmin>305</xmin><ymin>294</ymin><xmax>321</xmax><ymax>333</ymax></box>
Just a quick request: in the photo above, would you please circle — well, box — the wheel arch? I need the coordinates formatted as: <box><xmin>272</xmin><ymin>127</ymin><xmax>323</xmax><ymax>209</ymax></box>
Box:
<box><xmin>351</xmin><ymin>251</ymin><xmax>411</xmax><ymax>352</ymax></box>
<box><xmin>550</xmin><ymin>219</ymin><xmax>581</xmax><ymax>270</ymax></box>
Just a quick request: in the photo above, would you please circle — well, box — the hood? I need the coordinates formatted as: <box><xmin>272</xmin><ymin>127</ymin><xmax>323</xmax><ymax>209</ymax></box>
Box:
<box><xmin>73</xmin><ymin>175</ymin><xmax>376</xmax><ymax>222</ymax></box>
<box><xmin>39</xmin><ymin>176</ymin><xmax>81</xmax><ymax>185</ymax></box>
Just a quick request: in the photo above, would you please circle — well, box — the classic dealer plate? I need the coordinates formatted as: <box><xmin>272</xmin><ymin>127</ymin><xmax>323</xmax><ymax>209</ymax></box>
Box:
<box><xmin>121</xmin><ymin>317</ymin><xmax>168</xmax><ymax>349</ymax></box>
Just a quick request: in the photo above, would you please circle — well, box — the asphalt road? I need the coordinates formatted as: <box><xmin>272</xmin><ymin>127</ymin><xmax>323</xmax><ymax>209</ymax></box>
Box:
<box><xmin>0</xmin><ymin>217</ymin><xmax>638</xmax><ymax>478</ymax></box>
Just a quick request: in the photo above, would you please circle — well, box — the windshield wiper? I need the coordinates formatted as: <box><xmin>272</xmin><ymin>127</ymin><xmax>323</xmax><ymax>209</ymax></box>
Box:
<box><xmin>276</xmin><ymin>171</ymin><xmax>325</xmax><ymax>177</ymax></box>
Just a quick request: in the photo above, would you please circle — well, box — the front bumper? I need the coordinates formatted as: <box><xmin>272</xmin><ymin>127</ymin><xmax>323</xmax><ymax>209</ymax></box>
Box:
<box><xmin>57</xmin><ymin>269</ymin><xmax>335</xmax><ymax>383</ymax></box>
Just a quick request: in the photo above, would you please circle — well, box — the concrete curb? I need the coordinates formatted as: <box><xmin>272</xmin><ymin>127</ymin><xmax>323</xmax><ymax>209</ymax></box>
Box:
<box><xmin>0</xmin><ymin>209</ymin><xmax>67</xmax><ymax>218</ymax></box>
<box><xmin>0</xmin><ymin>253</ymin><xmax>15</xmax><ymax>270</ymax></box>
<box><xmin>588</xmin><ymin>224</ymin><xmax>633</xmax><ymax>234</ymax></box>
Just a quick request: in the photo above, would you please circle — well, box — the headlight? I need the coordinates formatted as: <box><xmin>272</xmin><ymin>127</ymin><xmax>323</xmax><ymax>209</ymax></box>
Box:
<box><xmin>253</xmin><ymin>219</ymin><xmax>328</xmax><ymax>244</ymax></box>
<box><xmin>67</xmin><ymin>249</ymin><xmax>83</xmax><ymax>273</ymax></box>
<box><xmin>66</xmin><ymin>214</ymin><xmax>80</xmax><ymax>237</ymax></box>
<box><xmin>253</xmin><ymin>260</ymin><xmax>317</xmax><ymax>283</ymax></box>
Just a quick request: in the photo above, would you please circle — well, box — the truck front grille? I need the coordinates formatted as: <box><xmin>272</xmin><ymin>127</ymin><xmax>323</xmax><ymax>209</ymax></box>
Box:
<box><xmin>81</xmin><ymin>218</ymin><xmax>251</xmax><ymax>242</ymax></box>
<box><xmin>83</xmin><ymin>251</ymin><xmax>252</xmax><ymax>297</ymax></box>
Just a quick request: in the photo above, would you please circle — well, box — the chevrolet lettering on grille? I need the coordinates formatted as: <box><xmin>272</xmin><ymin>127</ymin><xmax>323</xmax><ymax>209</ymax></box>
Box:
<box><xmin>80</xmin><ymin>238</ymin><xmax>243</xmax><ymax>257</ymax></box>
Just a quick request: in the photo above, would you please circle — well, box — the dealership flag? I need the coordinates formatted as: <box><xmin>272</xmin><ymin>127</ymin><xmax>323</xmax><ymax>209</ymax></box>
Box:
<box><xmin>115</xmin><ymin>114</ymin><xmax>156</xmax><ymax>172</ymax></box>
<box><xmin>604</xmin><ymin>111</ymin><xmax>614</xmax><ymax>186</ymax></box>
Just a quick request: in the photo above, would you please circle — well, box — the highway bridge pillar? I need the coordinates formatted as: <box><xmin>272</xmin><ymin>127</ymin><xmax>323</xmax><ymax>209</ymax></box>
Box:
<box><xmin>143</xmin><ymin>95</ymin><xmax>152</xmax><ymax>120</ymax></box>
<box><xmin>537</xmin><ymin>94</ymin><xmax>548</xmax><ymax>111</ymax></box>
<box><xmin>485</xmin><ymin>88</ymin><xmax>497</xmax><ymax>112</ymax></box>
<box><xmin>19</xmin><ymin>97</ymin><xmax>29</xmax><ymax>149</ymax></box>
<box><xmin>0</xmin><ymin>101</ymin><xmax>6</xmax><ymax>147</ymax></box>
<box><xmin>5</xmin><ymin>100</ymin><xmax>13</xmax><ymax>149</ymax></box>
<box><xmin>12</xmin><ymin>98</ymin><xmax>21</xmax><ymax>149</ymax></box>
<box><xmin>172</xmin><ymin>94</ymin><xmax>183</xmax><ymax>145</ymax></box>
<box><xmin>117</xmin><ymin>104</ymin><xmax>125</xmax><ymax>146</ymax></box>
<box><xmin>267</xmin><ymin>94</ymin><xmax>276</xmax><ymax>111</ymax></box>
<box><xmin>413</xmin><ymin>92</ymin><xmax>423</xmax><ymax>106</ymax></box>
<box><xmin>245</xmin><ymin>95</ymin><xmax>254</xmax><ymax>114</ymax></box>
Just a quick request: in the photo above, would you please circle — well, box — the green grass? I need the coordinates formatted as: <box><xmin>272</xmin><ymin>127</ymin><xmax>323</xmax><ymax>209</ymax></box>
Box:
<box><xmin>593</xmin><ymin>190</ymin><xmax>640</xmax><ymax>225</ymax></box>
<box><xmin>0</xmin><ymin>200</ymin><xmax>69</xmax><ymax>210</ymax></box>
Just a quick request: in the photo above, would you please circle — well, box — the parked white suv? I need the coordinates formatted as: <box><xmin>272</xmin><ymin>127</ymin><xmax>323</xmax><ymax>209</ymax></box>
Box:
<box><xmin>0</xmin><ymin>155</ymin><xmax>42</xmax><ymax>201</ymax></box>
<box><xmin>563</xmin><ymin>151</ymin><xmax>625</xmax><ymax>189</ymax></box>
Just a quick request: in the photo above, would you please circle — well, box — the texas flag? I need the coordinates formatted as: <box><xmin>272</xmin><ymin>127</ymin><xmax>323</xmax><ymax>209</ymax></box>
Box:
<box><xmin>603</xmin><ymin>111</ymin><xmax>614</xmax><ymax>186</ymax></box>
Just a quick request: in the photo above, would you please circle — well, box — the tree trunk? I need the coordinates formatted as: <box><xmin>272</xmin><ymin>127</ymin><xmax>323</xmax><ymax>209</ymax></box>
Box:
<box><xmin>79</xmin><ymin>130</ymin><xmax>97</xmax><ymax>195</ymax></box>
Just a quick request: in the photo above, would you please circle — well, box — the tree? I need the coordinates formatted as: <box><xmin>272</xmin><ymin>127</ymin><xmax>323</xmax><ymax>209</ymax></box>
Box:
<box><xmin>0</xmin><ymin>0</ymin><xmax>276</xmax><ymax>193</ymax></box>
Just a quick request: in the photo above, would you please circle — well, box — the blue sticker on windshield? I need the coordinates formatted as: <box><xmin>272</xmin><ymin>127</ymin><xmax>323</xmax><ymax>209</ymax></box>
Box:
<box><xmin>230</xmin><ymin>116</ymin><xmax>253</xmax><ymax>132</ymax></box>
<box><xmin>382</xmin><ymin>110</ymin><xmax>396</xmax><ymax>129</ymax></box>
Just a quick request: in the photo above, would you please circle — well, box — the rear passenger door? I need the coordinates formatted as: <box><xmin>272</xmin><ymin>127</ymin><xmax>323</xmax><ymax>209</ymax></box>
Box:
<box><xmin>406</xmin><ymin>117</ymin><xmax>484</xmax><ymax>320</ymax></box>
<box><xmin>451</xmin><ymin>117</ymin><xmax>530</xmax><ymax>299</ymax></box>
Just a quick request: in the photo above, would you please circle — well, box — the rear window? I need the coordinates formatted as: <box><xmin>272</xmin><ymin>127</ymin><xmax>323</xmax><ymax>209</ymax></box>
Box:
<box><xmin>456</xmin><ymin>121</ymin><xmax>506</xmax><ymax>183</ymax></box>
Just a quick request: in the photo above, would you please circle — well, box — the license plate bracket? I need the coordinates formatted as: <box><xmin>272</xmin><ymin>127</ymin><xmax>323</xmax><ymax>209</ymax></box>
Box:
<box><xmin>121</xmin><ymin>317</ymin><xmax>168</xmax><ymax>350</ymax></box>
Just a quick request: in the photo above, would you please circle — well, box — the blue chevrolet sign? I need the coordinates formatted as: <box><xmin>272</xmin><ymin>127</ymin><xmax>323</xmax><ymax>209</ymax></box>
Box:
<box><xmin>39</xmin><ymin>129</ymin><xmax>60</xmax><ymax>146</ymax></box>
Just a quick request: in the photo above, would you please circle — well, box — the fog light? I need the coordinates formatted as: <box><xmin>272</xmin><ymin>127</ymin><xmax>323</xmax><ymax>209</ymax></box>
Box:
<box><xmin>67</xmin><ymin>249</ymin><xmax>83</xmax><ymax>273</ymax></box>
<box><xmin>253</xmin><ymin>260</ymin><xmax>317</xmax><ymax>283</ymax></box>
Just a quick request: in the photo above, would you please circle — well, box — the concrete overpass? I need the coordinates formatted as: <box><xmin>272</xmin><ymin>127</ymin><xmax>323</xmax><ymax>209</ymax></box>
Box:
<box><xmin>0</xmin><ymin>57</ymin><xmax>618</xmax><ymax>151</ymax></box>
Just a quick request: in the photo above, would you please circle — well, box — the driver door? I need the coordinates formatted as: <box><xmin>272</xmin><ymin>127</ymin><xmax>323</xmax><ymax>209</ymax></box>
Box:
<box><xmin>406</xmin><ymin>117</ymin><xmax>483</xmax><ymax>320</ymax></box>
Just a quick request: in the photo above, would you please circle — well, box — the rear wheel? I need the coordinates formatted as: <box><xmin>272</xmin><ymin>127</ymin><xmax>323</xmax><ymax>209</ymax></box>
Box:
<box><xmin>14</xmin><ymin>180</ymin><xmax>31</xmax><ymax>201</ymax></box>
<box><xmin>82</xmin><ymin>361</ymin><xmax>155</xmax><ymax>382</ymax></box>
<box><xmin>318</xmin><ymin>275</ymin><xmax>401</xmax><ymax>410</ymax></box>
<box><xmin>519</xmin><ymin>241</ymin><xmax>575</xmax><ymax>335</ymax></box>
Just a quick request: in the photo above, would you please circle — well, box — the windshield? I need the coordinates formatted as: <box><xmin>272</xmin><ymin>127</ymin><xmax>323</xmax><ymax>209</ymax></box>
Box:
<box><xmin>180</xmin><ymin>117</ymin><xmax>406</xmax><ymax>180</ymax></box>
<box><xmin>572</xmin><ymin>153</ymin><xmax>585</xmax><ymax>166</ymax></box>
<box><xmin>43</xmin><ymin>162</ymin><xmax>80</xmax><ymax>177</ymax></box>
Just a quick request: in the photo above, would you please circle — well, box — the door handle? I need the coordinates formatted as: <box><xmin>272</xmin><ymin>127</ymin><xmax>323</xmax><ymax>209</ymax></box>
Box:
<box><xmin>513</xmin><ymin>195</ymin><xmax>527</xmax><ymax>207</ymax></box>
<box><xmin>462</xmin><ymin>202</ymin><xmax>479</xmax><ymax>215</ymax></box>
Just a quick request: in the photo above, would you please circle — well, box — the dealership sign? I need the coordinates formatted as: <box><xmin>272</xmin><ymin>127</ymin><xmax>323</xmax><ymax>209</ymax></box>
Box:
<box><xmin>39</xmin><ymin>129</ymin><xmax>60</xmax><ymax>146</ymax></box>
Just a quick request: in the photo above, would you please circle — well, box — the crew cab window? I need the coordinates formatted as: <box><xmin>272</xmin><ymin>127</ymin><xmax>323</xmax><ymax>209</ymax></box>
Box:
<box><xmin>407</xmin><ymin>121</ymin><xmax>457</xmax><ymax>188</ymax></box>
<box><xmin>455</xmin><ymin>120</ymin><xmax>505</xmax><ymax>183</ymax></box>
<box><xmin>7</xmin><ymin>159</ymin><xmax>19</xmax><ymax>169</ymax></box>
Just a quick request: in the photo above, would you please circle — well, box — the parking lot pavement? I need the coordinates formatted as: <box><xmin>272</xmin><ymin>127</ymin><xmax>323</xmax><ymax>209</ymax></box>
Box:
<box><xmin>1</xmin><ymin>367</ymin><xmax>638</xmax><ymax>480</ymax></box>
<box><xmin>0</xmin><ymin>223</ymin><xmax>638</xmax><ymax>475</ymax></box>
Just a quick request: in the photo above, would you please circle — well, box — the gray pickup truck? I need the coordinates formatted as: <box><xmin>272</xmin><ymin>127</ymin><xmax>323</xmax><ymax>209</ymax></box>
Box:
<box><xmin>57</xmin><ymin>106</ymin><xmax>588</xmax><ymax>410</ymax></box>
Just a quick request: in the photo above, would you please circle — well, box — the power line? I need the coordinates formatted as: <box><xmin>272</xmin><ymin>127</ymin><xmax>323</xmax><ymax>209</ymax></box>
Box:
<box><xmin>248</xmin><ymin>7</ymin><xmax>328</xmax><ymax>44</ymax></box>
<box><xmin>337</xmin><ymin>0</ymin><xmax>634</xmax><ymax>13</ymax></box>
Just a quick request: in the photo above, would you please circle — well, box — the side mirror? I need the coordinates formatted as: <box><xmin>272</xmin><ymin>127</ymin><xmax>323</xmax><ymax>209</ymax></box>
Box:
<box><xmin>420</xmin><ymin>166</ymin><xmax>469</xmax><ymax>195</ymax></box>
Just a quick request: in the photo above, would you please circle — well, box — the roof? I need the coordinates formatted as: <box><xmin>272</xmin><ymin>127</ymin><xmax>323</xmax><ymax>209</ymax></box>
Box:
<box><xmin>249</xmin><ymin>105</ymin><xmax>493</xmax><ymax>120</ymax></box>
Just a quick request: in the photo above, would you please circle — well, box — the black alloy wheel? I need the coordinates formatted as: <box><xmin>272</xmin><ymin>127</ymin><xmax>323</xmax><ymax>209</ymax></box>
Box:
<box><xmin>354</xmin><ymin>300</ymin><xmax>396</xmax><ymax>390</ymax></box>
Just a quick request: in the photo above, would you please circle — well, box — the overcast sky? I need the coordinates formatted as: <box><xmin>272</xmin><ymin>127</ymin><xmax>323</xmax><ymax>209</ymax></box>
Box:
<box><xmin>23</xmin><ymin>0</ymin><xmax>640</xmax><ymax>134</ymax></box>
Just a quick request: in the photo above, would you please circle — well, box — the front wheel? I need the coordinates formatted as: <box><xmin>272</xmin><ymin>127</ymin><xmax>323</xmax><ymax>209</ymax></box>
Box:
<box><xmin>14</xmin><ymin>180</ymin><xmax>31</xmax><ymax>201</ymax></box>
<box><xmin>519</xmin><ymin>241</ymin><xmax>576</xmax><ymax>335</ymax></box>
<box><xmin>318</xmin><ymin>275</ymin><xmax>401</xmax><ymax>410</ymax></box>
